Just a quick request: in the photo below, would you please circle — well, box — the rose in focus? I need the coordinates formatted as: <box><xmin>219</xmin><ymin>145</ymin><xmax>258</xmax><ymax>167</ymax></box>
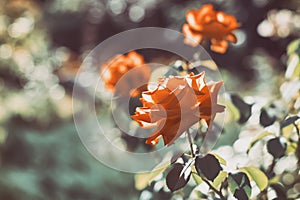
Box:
<box><xmin>131</xmin><ymin>72</ymin><xmax>225</xmax><ymax>146</ymax></box>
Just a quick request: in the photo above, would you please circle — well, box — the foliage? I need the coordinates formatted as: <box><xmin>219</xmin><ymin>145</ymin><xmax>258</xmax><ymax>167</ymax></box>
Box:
<box><xmin>1</xmin><ymin>0</ymin><xmax>300</xmax><ymax>200</ymax></box>
<box><xmin>133</xmin><ymin>35</ymin><xmax>300</xmax><ymax>200</ymax></box>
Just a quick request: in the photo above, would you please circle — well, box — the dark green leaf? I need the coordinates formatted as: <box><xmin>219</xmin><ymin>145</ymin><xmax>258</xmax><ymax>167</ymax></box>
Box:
<box><xmin>211</xmin><ymin>153</ymin><xmax>227</xmax><ymax>166</ymax></box>
<box><xmin>280</xmin><ymin>116</ymin><xmax>299</xmax><ymax>129</ymax></box>
<box><xmin>270</xmin><ymin>183</ymin><xmax>287</xmax><ymax>199</ymax></box>
<box><xmin>166</xmin><ymin>163</ymin><xmax>191</xmax><ymax>192</ymax></box>
<box><xmin>287</xmin><ymin>39</ymin><xmax>300</xmax><ymax>55</ymax></box>
<box><xmin>230</xmin><ymin>94</ymin><xmax>252</xmax><ymax>124</ymax></box>
<box><xmin>267</xmin><ymin>138</ymin><xmax>286</xmax><ymax>159</ymax></box>
<box><xmin>228</xmin><ymin>172</ymin><xmax>251</xmax><ymax>199</ymax></box>
<box><xmin>234</xmin><ymin>188</ymin><xmax>249</xmax><ymax>200</ymax></box>
<box><xmin>297</xmin><ymin>140</ymin><xmax>300</xmax><ymax>165</ymax></box>
<box><xmin>260</xmin><ymin>108</ymin><xmax>276</xmax><ymax>127</ymax></box>
<box><xmin>170</xmin><ymin>152</ymin><xmax>183</xmax><ymax>164</ymax></box>
<box><xmin>231</xmin><ymin>172</ymin><xmax>251</xmax><ymax>188</ymax></box>
<box><xmin>195</xmin><ymin>154</ymin><xmax>222</xmax><ymax>181</ymax></box>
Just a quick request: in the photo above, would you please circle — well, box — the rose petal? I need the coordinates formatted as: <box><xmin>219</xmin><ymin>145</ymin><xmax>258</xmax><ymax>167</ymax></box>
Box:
<box><xmin>132</xmin><ymin>73</ymin><xmax>225</xmax><ymax>146</ymax></box>
<box><xmin>210</xmin><ymin>39</ymin><xmax>228</xmax><ymax>54</ymax></box>
<box><xmin>186</xmin><ymin>10</ymin><xmax>203</xmax><ymax>31</ymax></box>
<box><xmin>182</xmin><ymin>24</ymin><xmax>203</xmax><ymax>46</ymax></box>
<box><xmin>226</xmin><ymin>33</ymin><xmax>237</xmax><ymax>43</ymax></box>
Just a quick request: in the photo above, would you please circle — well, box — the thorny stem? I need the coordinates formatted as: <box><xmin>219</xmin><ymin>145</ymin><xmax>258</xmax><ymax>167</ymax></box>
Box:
<box><xmin>187</xmin><ymin>129</ymin><xmax>195</xmax><ymax>157</ymax></box>
<box><xmin>202</xmin><ymin>178</ymin><xmax>225</xmax><ymax>200</ymax></box>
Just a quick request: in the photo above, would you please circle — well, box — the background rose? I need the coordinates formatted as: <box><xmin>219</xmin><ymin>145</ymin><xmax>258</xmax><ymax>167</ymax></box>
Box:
<box><xmin>101</xmin><ymin>51</ymin><xmax>150</xmax><ymax>97</ymax></box>
<box><xmin>182</xmin><ymin>4</ymin><xmax>240</xmax><ymax>53</ymax></box>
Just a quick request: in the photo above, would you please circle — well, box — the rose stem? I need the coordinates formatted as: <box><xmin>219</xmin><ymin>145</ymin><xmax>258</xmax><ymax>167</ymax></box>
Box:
<box><xmin>202</xmin><ymin>178</ymin><xmax>225</xmax><ymax>200</ymax></box>
<box><xmin>187</xmin><ymin>129</ymin><xmax>195</xmax><ymax>157</ymax></box>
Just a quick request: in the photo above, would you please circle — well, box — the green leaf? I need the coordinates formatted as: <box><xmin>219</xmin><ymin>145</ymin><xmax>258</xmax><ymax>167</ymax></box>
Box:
<box><xmin>228</xmin><ymin>172</ymin><xmax>251</xmax><ymax>199</ymax></box>
<box><xmin>260</xmin><ymin>108</ymin><xmax>276</xmax><ymax>127</ymax></box>
<box><xmin>166</xmin><ymin>163</ymin><xmax>191</xmax><ymax>192</ymax></box>
<box><xmin>287</xmin><ymin>39</ymin><xmax>300</xmax><ymax>55</ymax></box>
<box><xmin>269</xmin><ymin>176</ymin><xmax>280</xmax><ymax>184</ymax></box>
<box><xmin>282</xmin><ymin>124</ymin><xmax>294</xmax><ymax>139</ymax></box>
<box><xmin>211</xmin><ymin>153</ymin><xmax>227</xmax><ymax>166</ymax></box>
<box><xmin>286</xmin><ymin>39</ymin><xmax>300</xmax><ymax>78</ymax></box>
<box><xmin>134</xmin><ymin>161</ymin><xmax>169</xmax><ymax>190</ymax></box>
<box><xmin>286</xmin><ymin>54</ymin><xmax>300</xmax><ymax>78</ymax></box>
<box><xmin>192</xmin><ymin>173</ymin><xmax>203</xmax><ymax>185</ymax></box>
<box><xmin>189</xmin><ymin>186</ymin><xmax>205</xmax><ymax>199</ymax></box>
<box><xmin>226</xmin><ymin>100</ymin><xmax>240</xmax><ymax>122</ymax></box>
<box><xmin>281</xmin><ymin>116</ymin><xmax>299</xmax><ymax>129</ymax></box>
<box><xmin>192</xmin><ymin>166</ymin><xmax>203</xmax><ymax>185</ymax></box>
<box><xmin>230</xmin><ymin>94</ymin><xmax>253</xmax><ymax>124</ymax></box>
<box><xmin>228</xmin><ymin>176</ymin><xmax>239</xmax><ymax>193</ymax></box>
<box><xmin>247</xmin><ymin>132</ymin><xmax>274</xmax><ymax>153</ymax></box>
<box><xmin>228</xmin><ymin>175</ymin><xmax>239</xmax><ymax>194</ymax></box>
<box><xmin>267</xmin><ymin>137</ymin><xmax>286</xmax><ymax>159</ymax></box>
<box><xmin>234</xmin><ymin>188</ymin><xmax>250</xmax><ymax>200</ymax></box>
<box><xmin>244</xmin><ymin>184</ymin><xmax>252</xmax><ymax>198</ymax></box>
<box><xmin>240</xmin><ymin>166</ymin><xmax>268</xmax><ymax>191</ymax></box>
<box><xmin>195</xmin><ymin>154</ymin><xmax>222</xmax><ymax>181</ymax></box>
<box><xmin>212</xmin><ymin>171</ymin><xmax>227</xmax><ymax>189</ymax></box>
<box><xmin>286</xmin><ymin>141</ymin><xmax>297</xmax><ymax>154</ymax></box>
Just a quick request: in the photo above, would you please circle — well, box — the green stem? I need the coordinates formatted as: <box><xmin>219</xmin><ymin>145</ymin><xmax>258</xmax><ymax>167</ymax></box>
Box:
<box><xmin>293</xmin><ymin>122</ymin><xmax>300</xmax><ymax>137</ymax></box>
<box><xmin>187</xmin><ymin>129</ymin><xmax>195</xmax><ymax>157</ymax></box>
<box><xmin>202</xmin><ymin>178</ymin><xmax>225</xmax><ymax>200</ymax></box>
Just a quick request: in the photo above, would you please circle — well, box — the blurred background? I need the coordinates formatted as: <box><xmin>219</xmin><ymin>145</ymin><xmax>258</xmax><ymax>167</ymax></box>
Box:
<box><xmin>0</xmin><ymin>0</ymin><xmax>300</xmax><ymax>199</ymax></box>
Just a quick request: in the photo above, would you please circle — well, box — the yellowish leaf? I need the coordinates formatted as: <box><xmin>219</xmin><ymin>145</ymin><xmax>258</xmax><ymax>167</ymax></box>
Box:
<box><xmin>191</xmin><ymin>166</ymin><xmax>203</xmax><ymax>185</ymax></box>
<box><xmin>212</xmin><ymin>171</ymin><xmax>227</xmax><ymax>189</ymax></box>
<box><xmin>211</xmin><ymin>153</ymin><xmax>227</xmax><ymax>166</ymax></box>
<box><xmin>240</xmin><ymin>166</ymin><xmax>268</xmax><ymax>191</ymax></box>
<box><xmin>134</xmin><ymin>161</ymin><xmax>169</xmax><ymax>190</ymax></box>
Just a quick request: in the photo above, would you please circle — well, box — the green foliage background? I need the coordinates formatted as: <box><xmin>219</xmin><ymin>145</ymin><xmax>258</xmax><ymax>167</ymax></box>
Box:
<box><xmin>0</xmin><ymin>0</ymin><xmax>300</xmax><ymax>199</ymax></box>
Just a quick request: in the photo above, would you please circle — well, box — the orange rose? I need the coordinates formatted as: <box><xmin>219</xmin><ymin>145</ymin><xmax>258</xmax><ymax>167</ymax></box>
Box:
<box><xmin>182</xmin><ymin>4</ymin><xmax>240</xmax><ymax>53</ymax></box>
<box><xmin>131</xmin><ymin>72</ymin><xmax>225</xmax><ymax>146</ymax></box>
<box><xmin>101</xmin><ymin>51</ymin><xmax>150</xmax><ymax>97</ymax></box>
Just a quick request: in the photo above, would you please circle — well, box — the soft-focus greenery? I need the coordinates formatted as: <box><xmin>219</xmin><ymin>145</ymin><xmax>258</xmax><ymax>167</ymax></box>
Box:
<box><xmin>1</xmin><ymin>0</ymin><xmax>300</xmax><ymax>199</ymax></box>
